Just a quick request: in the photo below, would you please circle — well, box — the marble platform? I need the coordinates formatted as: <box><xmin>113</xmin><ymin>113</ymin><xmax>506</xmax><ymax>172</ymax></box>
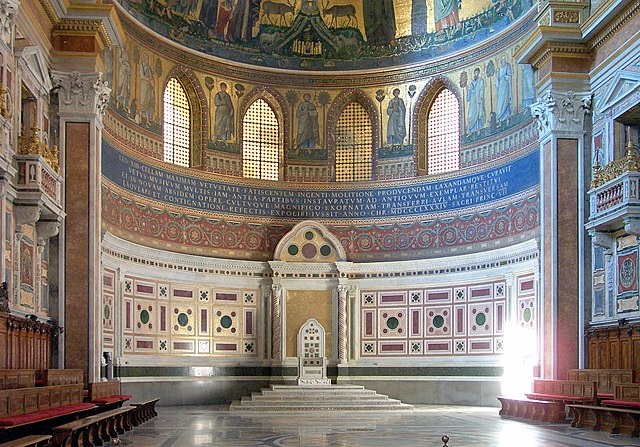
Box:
<box><xmin>230</xmin><ymin>384</ymin><xmax>414</xmax><ymax>411</ymax></box>
<box><xmin>117</xmin><ymin>405</ymin><xmax>640</xmax><ymax>446</ymax></box>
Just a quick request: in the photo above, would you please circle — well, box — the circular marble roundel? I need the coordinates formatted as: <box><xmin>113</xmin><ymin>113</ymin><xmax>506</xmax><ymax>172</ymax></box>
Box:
<box><xmin>433</xmin><ymin>315</ymin><xmax>445</xmax><ymax>329</ymax></box>
<box><xmin>288</xmin><ymin>244</ymin><xmax>299</xmax><ymax>256</ymax></box>
<box><xmin>220</xmin><ymin>315</ymin><xmax>233</xmax><ymax>329</ymax></box>
<box><xmin>302</xmin><ymin>243</ymin><xmax>317</xmax><ymax>259</ymax></box>
<box><xmin>386</xmin><ymin>317</ymin><xmax>399</xmax><ymax>330</ymax></box>
<box><xmin>305</xmin><ymin>231</ymin><xmax>315</xmax><ymax>241</ymax></box>
<box><xmin>475</xmin><ymin>312</ymin><xmax>486</xmax><ymax>326</ymax></box>
<box><xmin>320</xmin><ymin>245</ymin><xmax>331</xmax><ymax>256</ymax></box>
<box><xmin>140</xmin><ymin>310</ymin><xmax>150</xmax><ymax>324</ymax></box>
<box><xmin>621</xmin><ymin>258</ymin><xmax>635</xmax><ymax>288</ymax></box>
<box><xmin>177</xmin><ymin>313</ymin><xmax>189</xmax><ymax>327</ymax></box>
<box><xmin>523</xmin><ymin>308</ymin><xmax>532</xmax><ymax>323</ymax></box>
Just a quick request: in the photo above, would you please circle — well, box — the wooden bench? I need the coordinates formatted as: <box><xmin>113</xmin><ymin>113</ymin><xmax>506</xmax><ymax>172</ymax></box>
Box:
<box><xmin>130</xmin><ymin>398</ymin><xmax>159</xmax><ymax>426</ymax></box>
<box><xmin>569</xmin><ymin>404</ymin><xmax>640</xmax><ymax>436</ymax></box>
<box><xmin>0</xmin><ymin>384</ymin><xmax>96</xmax><ymax>441</ymax></box>
<box><xmin>0</xmin><ymin>372</ymin><xmax>35</xmax><ymax>391</ymax></box>
<box><xmin>567</xmin><ymin>369</ymin><xmax>635</xmax><ymax>400</ymax></box>
<box><xmin>525</xmin><ymin>379</ymin><xmax>598</xmax><ymax>405</ymax></box>
<box><xmin>36</xmin><ymin>370</ymin><xmax>83</xmax><ymax>387</ymax></box>
<box><xmin>88</xmin><ymin>381</ymin><xmax>131</xmax><ymax>409</ymax></box>
<box><xmin>497</xmin><ymin>396</ymin><xmax>566</xmax><ymax>423</ymax></box>
<box><xmin>51</xmin><ymin>406</ymin><xmax>134</xmax><ymax>447</ymax></box>
<box><xmin>0</xmin><ymin>435</ymin><xmax>51</xmax><ymax>447</ymax></box>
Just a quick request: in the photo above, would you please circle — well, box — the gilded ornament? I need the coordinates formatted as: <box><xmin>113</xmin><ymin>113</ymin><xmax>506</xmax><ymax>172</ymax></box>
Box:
<box><xmin>0</xmin><ymin>83</ymin><xmax>7</xmax><ymax>119</ymax></box>
<box><xmin>553</xmin><ymin>10</ymin><xmax>580</xmax><ymax>24</ymax></box>
<box><xmin>18</xmin><ymin>127</ymin><xmax>61</xmax><ymax>174</ymax></box>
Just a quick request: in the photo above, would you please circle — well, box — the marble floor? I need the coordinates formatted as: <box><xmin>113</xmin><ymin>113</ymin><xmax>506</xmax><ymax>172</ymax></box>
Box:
<box><xmin>118</xmin><ymin>405</ymin><xmax>640</xmax><ymax>447</ymax></box>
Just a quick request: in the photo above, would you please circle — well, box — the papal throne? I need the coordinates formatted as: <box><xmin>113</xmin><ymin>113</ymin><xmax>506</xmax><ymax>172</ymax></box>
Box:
<box><xmin>297</xmin><ymin>318</ymin><xmax>330</xmax><ymax>386</ymax></box>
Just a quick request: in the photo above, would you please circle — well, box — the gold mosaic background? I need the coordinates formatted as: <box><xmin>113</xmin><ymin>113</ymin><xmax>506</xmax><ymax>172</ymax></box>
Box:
<box><xmin>286</xmin><ymin>290</ymin><xmax>333</xmax><ymax>358</ymax></box>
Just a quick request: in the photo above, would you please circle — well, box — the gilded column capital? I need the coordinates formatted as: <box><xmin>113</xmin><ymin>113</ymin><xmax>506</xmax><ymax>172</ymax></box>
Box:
<box><xmin>51</xmin><ymin>71</ymin><xmax>111</xmax><ymax>120</ymax></box>
<box><xmin>531</xmin><ymin>90</ymin><xmax>592</xmax><ymax>136</ymax></box>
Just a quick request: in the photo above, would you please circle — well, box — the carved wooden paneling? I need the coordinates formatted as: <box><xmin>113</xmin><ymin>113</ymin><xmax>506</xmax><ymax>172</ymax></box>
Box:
<box><xmin>0</xmin><ymin>313</ymin><xmax>56</xmax><ymax>371</ymax></box>
<box><xmin>587</xmin><ymin>325</ymin><xmax>640</xmax><ymax>372</ymax></box>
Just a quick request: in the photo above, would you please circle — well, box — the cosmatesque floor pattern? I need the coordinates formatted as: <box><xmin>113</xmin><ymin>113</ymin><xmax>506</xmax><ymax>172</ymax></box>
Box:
<box><xmin>118</xmin><ymin>405</ymin><xmax>640</xmax><ymax>447</ymax></box>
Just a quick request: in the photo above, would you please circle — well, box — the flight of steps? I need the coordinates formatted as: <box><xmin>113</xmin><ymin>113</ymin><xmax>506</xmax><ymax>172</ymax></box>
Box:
<box><xmin>230</xmin><ymin>384</ymin><xmax>414</xmax><ymax>412</ymax></box>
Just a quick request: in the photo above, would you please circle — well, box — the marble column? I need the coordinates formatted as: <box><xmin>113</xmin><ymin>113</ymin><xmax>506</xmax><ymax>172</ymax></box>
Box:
<box><xmin>531</xmin><ymin>89</ymin><xmax>591</xmax><ymax>379</ymax></box>
<box><xmin>337</xmin><ymin>284</ymin><xmax>348</xmax><ymax>363</ymax></box>
<box><xmin>51</xmin><ymin>71</ymin><xmax>110</xmax><ymax>382</ymax></box>
<box><xmin>271</xmin><ymin>284</ymin><xmax>283</xmax><ymax>361</ymax></box>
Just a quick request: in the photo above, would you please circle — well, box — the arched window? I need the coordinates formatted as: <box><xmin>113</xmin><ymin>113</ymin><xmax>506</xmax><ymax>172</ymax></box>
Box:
<box><xmin>242</xmin><ymin>99</ymin><xmax>280</xmax><ymax>181</ymax></box>
<box><xmin>427</xmin><ymin>89</ymin><xmax>460</xmax><ymax>174</ymax></box>
<box><xmin>163</xmin><ymin>77</ymin><xmax>191</xmax><ymax>167</ymax></box>
<box><xmin>335</xmin><ymin>102</ymin><xmax>372</xmax><ymax>182</ymax></box>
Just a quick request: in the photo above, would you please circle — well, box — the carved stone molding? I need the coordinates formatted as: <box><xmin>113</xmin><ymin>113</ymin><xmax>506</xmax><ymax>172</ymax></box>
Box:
<box><xmin>14</xmin><ymin>205</ymin><xmax>40</xmax><ymax>225</ymax></box>
<box><xmin>588</xmin><ymin>229</ymin><xmax>616</xmax><ymax>254</ymax></box>
<box><xmin>0</xmin><ymin>0</ymin><xmax>19</xmax><ymax>47</ymax></box>
<box><xmin>51</xmin><ymin>71</ymin><xmax>110</xmax><ymax>118</ymax></box>
<box><xmin>624</xmin><ymin>217</ymin><xmax>640</xmax><ymax>237</ymax></box>
<box><xmin>531</xmin><ymin>90</ymin><xmax>592</xmax><ymax>136</ymax></box>
<box><xmin>36</xmin><ymin>219</ymin><xmax>60</xmax><ymax>245</ymax></box>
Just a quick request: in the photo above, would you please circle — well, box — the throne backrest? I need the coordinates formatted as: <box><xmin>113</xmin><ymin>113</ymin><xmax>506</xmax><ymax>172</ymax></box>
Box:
<box><xmin>297</xmin><ymin>318</ymin><xmax>325</xmax><ymax>363</ymax></box>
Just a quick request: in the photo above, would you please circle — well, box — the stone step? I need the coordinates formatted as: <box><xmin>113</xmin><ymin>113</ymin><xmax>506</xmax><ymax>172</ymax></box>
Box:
<box><xmin>229</xmin><ymin>401</ymin><xmax>413</xmax><ymax>412</ymax></box>
<box><xmin>249</xmin><ymin>393</ymin><xmax>387</xmax><ymax>401</ymax></box>
<box><xmin>241</xmin><ymin>397</ymin><xmax>400</xmax><ymax>405</ymax></box>
<box><xmin>269</xmin><ymin>384</ymin><xmax>365</xmax><ymax>390</ymax></box>
<box><xmin>256</xmin><ymin>390</ymin><xmax>379</xmax><ymax>397</ymax></box>
<box><xmin>231</xmin><ymin>384</ymin><xmax>413</xmax><ymax>412</ymax></box>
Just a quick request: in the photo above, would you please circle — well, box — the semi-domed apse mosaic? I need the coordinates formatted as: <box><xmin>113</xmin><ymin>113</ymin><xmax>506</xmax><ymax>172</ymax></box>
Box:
<box><xmin>115</xmin><ymin>0</ymin><xmax>535</xmax><ymax>71</ymax></box>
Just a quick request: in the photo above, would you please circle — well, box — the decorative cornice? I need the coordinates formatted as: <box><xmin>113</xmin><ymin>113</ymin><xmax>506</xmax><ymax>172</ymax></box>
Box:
<box><xmin>589</xmin><ymin>0</ymin><xmax>640</xmax><ymax>51</ymax></box>
<box><xmin>52</xmin><ymin>18</ymin><xmax>112</xmax><ymax>49</ymax></box>
<box><xmin>531</xmin><ymin>90</ymin><xmax>592</xmax><ymax>136</ymax></box>
<box><xmin>529</xmin><ymin>41</ymin><xmax>591</xmax><ymax>71</ymax></box>
<box><xmin>51</xmin><ymin>71</ymin><xmax>110</xmax><ymax>118</ymax></box>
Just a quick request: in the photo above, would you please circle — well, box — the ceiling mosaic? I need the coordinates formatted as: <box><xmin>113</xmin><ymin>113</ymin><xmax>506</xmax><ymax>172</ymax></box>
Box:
<box><xmin>116</xmin><ymin>0</ymin><xmax>534</xmax><ymax>71</ymax></box>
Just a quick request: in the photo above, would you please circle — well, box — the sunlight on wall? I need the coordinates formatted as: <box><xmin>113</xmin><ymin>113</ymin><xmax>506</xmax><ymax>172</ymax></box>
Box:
<box><xmin>501</xmin><ymin>322</ymin><xmax>537</xmax><ymax>397</ymax></box>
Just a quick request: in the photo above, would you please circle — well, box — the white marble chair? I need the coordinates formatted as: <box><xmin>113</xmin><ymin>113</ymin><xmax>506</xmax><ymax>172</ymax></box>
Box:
<box><xmin>297</xmin><ymin>318</ymin><xmax>330</xmax><ymax>385</ymax></box>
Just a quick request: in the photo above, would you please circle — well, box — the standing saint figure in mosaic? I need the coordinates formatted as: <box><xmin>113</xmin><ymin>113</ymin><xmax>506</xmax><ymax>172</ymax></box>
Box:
<box><xmin>214</xmin><ymin>82</ymin><xmax>234</xmax><ymax>140</ymax></box>
<box><xmin>496</xmin><ymin>55</ymin><xmax>512</xmax><ymax>121</ymax></box>
<box><xmin>387</xmin><ymin>88</ymin><xmax>406</xmax><ymax>145</ymax></box>
<box><xmin>434</xmin><ymin>0</ymin><xmax>461</xmax><ymax>31</ymax></box>
<box><xmin>117</xmin><ymin>48</ymin><xmax>131</xmax><ymax>110</ymax></box>
<box><xmin>139</xmin><ymin>52</ymin><xmax>155</xmax><ymax>123</ymax></box>
<box><xmin>467</xmin><ymin>67</ymin><xmax>485</xmax><ymax>132</ymax></box>
<box><xmin>296</xmin><ymin>93</ymin><xmax>320</xmax><ymax>149</ymax></box>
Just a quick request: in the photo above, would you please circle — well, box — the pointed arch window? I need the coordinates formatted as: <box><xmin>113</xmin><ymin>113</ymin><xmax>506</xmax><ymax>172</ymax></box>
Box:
<box><xmin>242</xmin><ymin>99</ymin><xmax>280</xmax><ymax>181</ymax></box>
<box><xmin>335</xmin><ymin>102</ymin><xmax>372</xmax><ymax>182</ymax></box>
<box><xmin>427</xmin><ymin>88</ymin><xmax>460</xmax><ymax>174</ymax></box>
<box><xmin>163</xmin><ymin>78</ymin><xmax>191</xmax><ymax>167</ymax></box>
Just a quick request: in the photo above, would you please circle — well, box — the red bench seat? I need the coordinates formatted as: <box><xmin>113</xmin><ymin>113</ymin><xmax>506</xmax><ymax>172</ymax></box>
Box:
<box><xmin>0</xmin><ymin>402</ymin><xmax>95</xmax><ymax>426</ymax></box>
<box><xmin>600</xmin><ymin>399</ymin><xmax>640</xmax><ymax>408</ymax></box>
<box><xmin>91</xmin><ymin>394</ymin><xmax>132</xmax><ymax>405</ymax></box>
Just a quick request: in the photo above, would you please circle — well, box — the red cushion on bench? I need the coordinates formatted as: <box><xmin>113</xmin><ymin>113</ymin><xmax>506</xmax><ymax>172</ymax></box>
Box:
<box><xmin>44</xmin><ymin>402</ymin><xmax>96</xmax><ymax>417</ymax></box>
<box><xmin>92</xmin><ymin>394</ymin><xmax>131</xmax><ymax>404</ymax></box>
<box><xmin>601</xmin><ymin>399</ymin><xmax>640</xmax><ymax>408</ymax></box>
<box><xmin>598</xmin><ymin>393</ymin><xmax>615</xmax><ymax>399</ymax></box>
<box><xmin>0</xmin><ymin>411</ymin><xmax>49</xmax><ymax>426</ymax></box>
<box><xmin>35</xmin><ymin>379</ymin><xmax>46</xmax><ymax>387</ymax></box>
<box><xmin>525</xmin><ymin>393</ymin><xmax>592</xmax><ymax>402</ymax></box>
